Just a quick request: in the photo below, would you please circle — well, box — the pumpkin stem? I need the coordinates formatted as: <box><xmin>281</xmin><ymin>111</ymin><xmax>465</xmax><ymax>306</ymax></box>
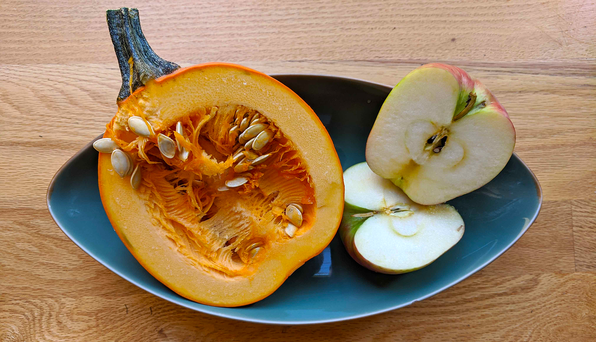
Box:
<box><xmin>107</xmin><ymin>8</ymin><xmax>180</xmax><ymax>103</ymax></box>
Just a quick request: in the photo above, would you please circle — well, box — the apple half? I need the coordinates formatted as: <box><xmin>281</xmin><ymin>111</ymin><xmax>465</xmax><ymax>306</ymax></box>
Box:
<box><xmin>339</xmin><ymin>162</ymin><xmax>465</xmax><ymax>274</ymax></box>
<box><xmin>366</xmin><ymin>63</ymin><xmax>515</xmax><ymax>205</ymax></box>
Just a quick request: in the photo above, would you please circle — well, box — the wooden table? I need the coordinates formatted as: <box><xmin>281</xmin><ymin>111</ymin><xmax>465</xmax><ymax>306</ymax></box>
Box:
<box><xmin>1</xmin><ymin>0</ymin><xmax>594</xmax><ymax>340</ymax></box>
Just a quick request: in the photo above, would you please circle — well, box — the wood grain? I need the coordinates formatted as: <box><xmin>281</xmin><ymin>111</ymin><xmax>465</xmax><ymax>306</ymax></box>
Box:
<box><xmin>0</xmin><ymin>0</ymin><xmax>594</xmax><ymax>341</ymax></box>
<box><xmin>2</xmin><ymin>267</ymin><xmax>595</xmax><ymax>341</ymax></box>
<box><xmin>1</xmin><ymin>0</ymin><xmax>594</xmax><ymax>65</ymax></box>
<box><xmin>573</xmin><ymin>199</ymin><xmax>596</xmax><ymax>272</ymax></box>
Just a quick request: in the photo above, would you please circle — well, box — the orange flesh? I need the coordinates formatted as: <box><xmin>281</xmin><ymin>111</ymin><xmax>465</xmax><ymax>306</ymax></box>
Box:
<box><xmin>98</xmin><ymin>63</ymin><xmax>344</xmax><ymax>306</ymax></box>
<box><xmin>105</xmin><ymin>105</ymin><xmax>315</xmax><ymax>278</ymax></box>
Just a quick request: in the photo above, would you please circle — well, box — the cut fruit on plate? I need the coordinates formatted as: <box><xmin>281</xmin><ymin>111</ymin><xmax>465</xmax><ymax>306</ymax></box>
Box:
<box><xmin>340</xmin><ymin>162</ymin><xmax>465</xmax><ymax>274</ymax></box>
<box><xmin>47</xmin><ymin>73</ymin><xmax>543</xmax><ymax>324</ymax></box>
<box><xmin>366</xmin><ymin>63</ymin><xmax>516</xmax><ymax>205</ymax></box>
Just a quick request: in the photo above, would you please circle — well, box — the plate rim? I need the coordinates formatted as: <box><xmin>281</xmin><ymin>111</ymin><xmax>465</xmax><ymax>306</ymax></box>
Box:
<box><xmin>47</xmin><ymin>74</ymin><xmax>543</xmax><ymax>325</ymax></box>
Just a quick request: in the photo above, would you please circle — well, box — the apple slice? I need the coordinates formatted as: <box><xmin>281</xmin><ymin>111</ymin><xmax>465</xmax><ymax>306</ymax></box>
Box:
<box><xmin>340</xmin><ymin>162</ymin><xmax>464</xmax><ymax>274</ymax></box>
<box><xmin>366</xmin><ymin>63</ymin><xmax>515</xmax><ymax>205</ymax></box>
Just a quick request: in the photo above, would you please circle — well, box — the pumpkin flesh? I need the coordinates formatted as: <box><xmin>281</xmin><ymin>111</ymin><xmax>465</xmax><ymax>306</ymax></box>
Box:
<box><xmin>99</xmin><ymin>63</ymin><xmax>344</xmax><ymax>307</ymax></box>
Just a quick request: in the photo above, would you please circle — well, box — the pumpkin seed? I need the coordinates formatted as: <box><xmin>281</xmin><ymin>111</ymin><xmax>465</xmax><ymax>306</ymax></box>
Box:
<box><xmin>232</xmin><ymin>150</ymin><xmax>245</xmax><ymax>163</ymax></box>
<box><xmin>158</xmin><ymin>133</ymin><xmax>176</xmax><ymax>159</ymax></box>
<box><xmin>130</xmin><ymin>164</ymin><xmax>142</xmax><ymax>190</ymax></box>
<box><xmin>234</xmin><ymin>161</ymin><xmax>254</xmax><ymax>173</ymax></box>
<box><xmin>217</xmin><ymin>186</ymin><xmax>230</xmax><ymax>192</ymax></box>
<box><xmin>243</xmin><ymin>150</ymin><xmax>259</xmax><ymax>160</ymax></box>
<box><xmin>285</xmin><ymin>204</ymin><xmax>303</xmax><ymax>227</ymax></box>
<box><xmin>111</xmin><ymin>149</ymin><xmax>132</xmax><ymax>177</ymax></box>
<box><xmin>179</xmin><ymin>149</ymin><xmax>190</xmax><ymax>161</ymax></box>
<box><xmin>229</xmin><ymin>125</ymin><xmax>240</xmax><ymax>140</ymax></box>
<box><xmin>234</xmin><ymin>111</ymin><xmax>244</xmax><ymax>125</ymax></box>
<box><xmin>252</xmin><ymin>129</ymin><xmax>273</xmax><ymax>151</ymax></box>
<box><xmin>239</xmin><ymin>117</ymin><xmax>250</xmax><ymax>131</ymax></box>
<box><xmin>225</xmin><ymin>177</ymin><xmax>248</xmax><ymax>188</ymax></box>
<box><xmin>93</xmin><ymin>138</ymin><xmax>119</xmax><ymax>153</ymax></box>
<box><xmin>128</xmin><ymin>116</ymin><xmax>154</xmax><ymax>137</ymax></box>
<box><xmin>244</xmin><ymin>137</ymin><xmax>256</xmax><ymax>150</ymax></box>
<box><xmin>193</xmin><ymin>179</ymin><xmax>204</xmax><ymax>187</ymax></box>
<box><xmin>239</xmin><ymin>123</ymin><xmax>266</xmax><ymax>142</ymax></box>
<box><xmin>250</xmin><ymin>153</ymin><xmax>271</xmax><ymax>166</ymax></box>
<box><xmin>247</xmin><ymin>242</ymin><xmax>261</xmax><ymax>250</ymax></box>
<box><xmin>247</xmin><ymin>242</ymin><xmax>262</xmax><ymax>258</ymax></box>
<box><xmin>175</xmin><ymin>121</ymin><xmax>184</xmax><ymax>140</ymax></box>
<box><xmin>251</xmin><ymin>118</ymin><xmax>264</xmax><ymax>127</ymax></box>
<box><xmin>239</xmin><ymin>122</ymin><xmax>264</xmax><ymax>143</ymax></box>
<box><xmin>250</xmin><ymin>247</ymin><xmax>261</xmax><ymax>258</ymax></box>
<box><xmin>247</xmin><ymin>111</ymin><xmax>257</xmax><ymax>123</ymax></box>
<box><xmin>126</xmin><ymin>155</ymin><xmax>134</xmax><ymax>175</ymax></box>
<box><xmin>250</xmin><ymin>114</ymin><xmax>261</xmax><ymax>125</ymax></box>
<box><xmin>176</xmin><ymin>121</ymin><xmax>189</xmax><ymax>161</ymax></box>
<box><xmin>292</xmin><ymin>203</ymin><xmax>304</xmax><ymax>213</ymax></box>
<box><xmin>285</xmin><ymin>223</ymin><xmax>298</xmax><ymax>237</ymax></box>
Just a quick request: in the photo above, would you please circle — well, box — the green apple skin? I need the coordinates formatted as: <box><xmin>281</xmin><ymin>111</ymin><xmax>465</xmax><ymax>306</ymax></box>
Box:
<box><xmin>366</xmin><ymin>63</ymin><xmax>516</xmax><ymax>205</ymax></box>
<box><xmin>340</xmin><ymin>202</ymin><xmax>461</xmax><ymax>275</ymax></box>
<box><xmin>338</xmin><ymin>203</ymin><xmax>401</xmax><ymax>274</ymax></box>
<box><xmin>339</xmin><ymin>162</ymin><xmax>465</xmax><ymax>275</ymax></box>
<box><xmin>339</xmin><ymin>209</ymin><xmax>415</xmax><ymax>274</ymax></box>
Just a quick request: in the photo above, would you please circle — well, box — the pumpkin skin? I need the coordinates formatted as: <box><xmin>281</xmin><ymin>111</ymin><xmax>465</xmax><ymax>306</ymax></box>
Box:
<box><xmin>98</xmin><ymin>63</ymin><xmax>344</xmax><ymax>307</ymax></box>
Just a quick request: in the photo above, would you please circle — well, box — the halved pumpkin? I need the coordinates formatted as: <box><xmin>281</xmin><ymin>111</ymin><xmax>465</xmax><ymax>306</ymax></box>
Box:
<box><xmin>97</xmin><ymin>8</ymin><xmax>344</xmax><ymax>307</ymax></box>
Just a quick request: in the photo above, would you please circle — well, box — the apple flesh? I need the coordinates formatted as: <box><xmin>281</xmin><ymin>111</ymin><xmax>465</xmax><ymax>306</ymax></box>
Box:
<box><xmin>366</xmin><ymin>63</ymin><xmax>515</xmax><ymax>205</ymax></box>
<box><xmin>340</xmin><ymin>162</ymin><xmax>465</xmax><ymax>274</ymax></box>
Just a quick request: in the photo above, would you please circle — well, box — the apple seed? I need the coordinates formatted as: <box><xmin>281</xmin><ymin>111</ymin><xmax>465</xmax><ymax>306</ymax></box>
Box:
<box><xmin>425</xmin><ymin>128</ymin><xmax>449</xmax><ymax>154</ymax></box>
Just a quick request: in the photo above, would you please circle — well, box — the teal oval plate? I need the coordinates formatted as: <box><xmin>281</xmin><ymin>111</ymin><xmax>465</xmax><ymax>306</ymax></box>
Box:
<box><xmin>47</xmin><ymin>75</ymin><xmax>542</xmax><ymax>325</ymax></box>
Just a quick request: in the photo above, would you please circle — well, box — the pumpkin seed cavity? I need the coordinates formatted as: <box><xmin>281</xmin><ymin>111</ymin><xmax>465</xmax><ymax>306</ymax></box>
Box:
<box><xmin>101</xmin><ymin>105</ymin><xmax>315</xmax><ymax>278</ymax></box>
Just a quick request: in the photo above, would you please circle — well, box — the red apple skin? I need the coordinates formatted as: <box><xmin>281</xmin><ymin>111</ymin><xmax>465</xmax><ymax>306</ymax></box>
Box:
<box><xmin>421</xmin><ymin>63</ymin><xmax>512</xmax><ymax>124</ymax></box>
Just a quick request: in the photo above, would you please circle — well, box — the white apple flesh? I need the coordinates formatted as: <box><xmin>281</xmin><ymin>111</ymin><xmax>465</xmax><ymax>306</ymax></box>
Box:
<box><xmin>340</xmin><ymin>162</ymin><xmax>464</xmax><ymax>274</ymax></box>
<box><xmin>366</xmin><ymin>64</ymin><xmax>516</xmax><ymax>205</ymax></box>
